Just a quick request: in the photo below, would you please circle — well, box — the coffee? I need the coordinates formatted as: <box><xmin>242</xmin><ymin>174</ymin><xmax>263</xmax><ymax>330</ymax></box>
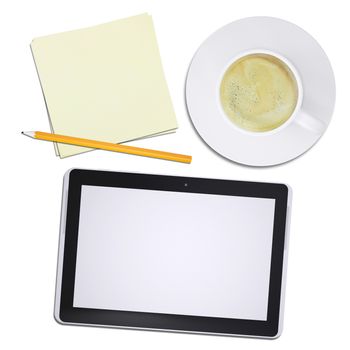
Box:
<box><xmin>220</xmin><ymin>53</ymin><xmax>298</xmax><ymax>132</ymax></box>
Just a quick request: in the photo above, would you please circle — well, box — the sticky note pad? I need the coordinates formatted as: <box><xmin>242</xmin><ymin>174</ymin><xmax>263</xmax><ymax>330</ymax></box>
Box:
<box><xmin>31</xmin><ymin>14</ymin><xmax>177</xmax><ymax>157</ymax></box>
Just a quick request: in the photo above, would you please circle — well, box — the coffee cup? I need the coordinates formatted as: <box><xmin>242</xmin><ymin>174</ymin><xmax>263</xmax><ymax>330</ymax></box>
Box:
<box><xmin>218</xmin><ymin>49</ymin><xmax>325</xmax><ymax>135</ymax></box>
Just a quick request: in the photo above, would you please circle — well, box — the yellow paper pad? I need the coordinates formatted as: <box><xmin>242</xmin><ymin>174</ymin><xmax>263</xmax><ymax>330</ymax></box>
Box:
<box><xmin>31</xmin><ymin>14</ymin><xmax>177</xmax><ymax>157</ymax></box>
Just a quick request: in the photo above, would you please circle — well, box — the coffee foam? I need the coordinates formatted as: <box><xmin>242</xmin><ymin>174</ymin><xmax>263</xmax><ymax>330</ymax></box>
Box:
<box><xmin>220</xmin><ymin>54</ymin><xmax>298</xmax><ymax>132</ymax></box>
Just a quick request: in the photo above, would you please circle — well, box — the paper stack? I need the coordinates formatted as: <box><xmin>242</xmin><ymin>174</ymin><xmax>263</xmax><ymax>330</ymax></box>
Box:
<box><xmin>31</xmin><ymin>13</ymin><xmax>177</xmax><ymax>158</ymax></box>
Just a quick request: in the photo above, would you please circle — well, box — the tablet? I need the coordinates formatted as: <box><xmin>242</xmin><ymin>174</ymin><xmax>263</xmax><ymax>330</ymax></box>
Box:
<box><xmin>55</xmin><ymin>169</ymin><xmax>291</xmax><ymax>338</ymax></box>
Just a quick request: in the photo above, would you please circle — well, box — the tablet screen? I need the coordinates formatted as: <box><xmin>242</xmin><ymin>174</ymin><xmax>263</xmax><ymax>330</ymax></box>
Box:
<box><xmin>73</xmin><ymin>185</ymin><xmax>276</xmax><ymax>321</ymax></box>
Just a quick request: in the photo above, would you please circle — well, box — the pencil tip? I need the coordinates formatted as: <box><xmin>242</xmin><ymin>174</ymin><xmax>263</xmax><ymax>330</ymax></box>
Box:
<box><xmin>22</xmin><ymin>131</ymin><xmax>35</xmax><ymax>138</ymax></box>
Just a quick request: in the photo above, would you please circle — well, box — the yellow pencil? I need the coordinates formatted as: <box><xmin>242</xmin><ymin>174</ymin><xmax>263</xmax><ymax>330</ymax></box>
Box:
<box><xmin>22</xmin><ymin>131</ymin><xmax>192</xmax><ymax>164</ymax></box>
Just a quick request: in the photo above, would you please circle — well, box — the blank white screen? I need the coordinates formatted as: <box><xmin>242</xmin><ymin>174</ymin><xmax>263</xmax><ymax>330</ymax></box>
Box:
<box><xmin>73</xmin><ymin>185</ymin><xmax>275</xmax><ymax>321</ymax></box>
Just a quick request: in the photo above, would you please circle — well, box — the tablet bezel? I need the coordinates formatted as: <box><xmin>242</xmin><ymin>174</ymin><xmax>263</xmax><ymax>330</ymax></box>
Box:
<box><xmin>55</xmin><ymin>169</ymin><xmax>290</xmax><ymax>338</ymax></box>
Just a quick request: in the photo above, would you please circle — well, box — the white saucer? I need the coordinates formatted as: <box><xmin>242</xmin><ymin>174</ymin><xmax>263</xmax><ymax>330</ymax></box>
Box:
<box><xmin>185</xmin><ymin>17</ymin><xmax>336</xmax><ymax>166</ymax></box>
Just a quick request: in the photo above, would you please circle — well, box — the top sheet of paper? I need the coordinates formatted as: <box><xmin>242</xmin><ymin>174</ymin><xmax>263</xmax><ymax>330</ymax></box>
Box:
<box><xmin>31</xmin><ymin>14</ymin><xmax>177</xmax><ymax>157</ymax></box>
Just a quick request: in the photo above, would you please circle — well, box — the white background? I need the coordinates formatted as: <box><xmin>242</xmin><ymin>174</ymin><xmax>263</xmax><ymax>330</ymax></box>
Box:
<box><xmin>1</xmin><ymin>0</ymin><xmax>349</xmax><ymax>349</ymax></box>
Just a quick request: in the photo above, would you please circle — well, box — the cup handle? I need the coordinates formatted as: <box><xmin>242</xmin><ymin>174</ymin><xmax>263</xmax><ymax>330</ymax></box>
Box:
<box><xmin>294</xmin><ymin>110</ymin><xmax>326</xmax><ymax>135</ymax></box>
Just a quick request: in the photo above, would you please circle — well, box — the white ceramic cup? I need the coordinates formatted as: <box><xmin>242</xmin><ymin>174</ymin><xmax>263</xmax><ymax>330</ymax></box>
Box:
<box><xmin>217</xmin><ymin>49</ymin><xmax>325</xmax><ymax>136</ymax></box>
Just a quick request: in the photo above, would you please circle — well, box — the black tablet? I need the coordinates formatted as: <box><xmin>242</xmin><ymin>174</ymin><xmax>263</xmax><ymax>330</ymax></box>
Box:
<box><xmin>55</xmin><ymin>169</ymin><xmax>291</xmax><ymax>338</ymax></box>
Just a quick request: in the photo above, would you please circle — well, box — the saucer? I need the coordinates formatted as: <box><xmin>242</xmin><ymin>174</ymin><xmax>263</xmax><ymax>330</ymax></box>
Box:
<box><xmin>185</xmin><ymin>17</ymin><xmax>336</xmax><ymax>166</ymax></box>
